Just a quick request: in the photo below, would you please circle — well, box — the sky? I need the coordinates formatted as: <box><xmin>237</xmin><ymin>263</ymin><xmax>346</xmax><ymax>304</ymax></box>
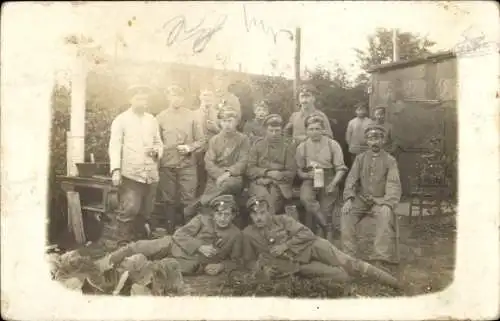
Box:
<box><xmin>15</xmin><ymin>1</ymin><xmax>498</xmax><ymax>82</ymax></box>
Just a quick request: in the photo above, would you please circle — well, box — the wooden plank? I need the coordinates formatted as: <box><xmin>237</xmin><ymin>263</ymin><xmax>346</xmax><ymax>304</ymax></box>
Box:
<box><xmin>67</xmin><ymin>191</ymin><xmax>86</xmax><ymax>244</ymax></box>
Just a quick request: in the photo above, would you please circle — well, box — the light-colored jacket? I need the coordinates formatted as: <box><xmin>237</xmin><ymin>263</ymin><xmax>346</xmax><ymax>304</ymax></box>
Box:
<box><xmin>108</xmin><ymin>108</ymin><xmax>164</xmax><ymax>184</ymax></box>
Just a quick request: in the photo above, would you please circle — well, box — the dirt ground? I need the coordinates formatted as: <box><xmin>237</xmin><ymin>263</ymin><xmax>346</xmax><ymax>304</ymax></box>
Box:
<box><xmin>63</xmin><ymin>211</ymin><xmax>456</xmax><ymax>298</ymax></box>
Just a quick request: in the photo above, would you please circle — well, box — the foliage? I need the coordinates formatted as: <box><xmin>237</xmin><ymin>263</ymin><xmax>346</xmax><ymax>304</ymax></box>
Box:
<box><xmin>355</xmin><ymin>28</ymin><xmax>437</xmax><ymax>71</ymax></box>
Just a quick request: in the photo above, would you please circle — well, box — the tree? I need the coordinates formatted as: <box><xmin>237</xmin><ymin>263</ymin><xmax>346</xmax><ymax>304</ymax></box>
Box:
<box><xmin>355</xmin><ymin>28</ymin><xmax>436</xmax><ymax>71</ymax></box>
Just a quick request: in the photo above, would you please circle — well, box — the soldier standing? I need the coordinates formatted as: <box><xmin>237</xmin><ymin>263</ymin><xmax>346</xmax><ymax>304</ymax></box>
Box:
<box><xmin>345</xmin><ymin>102</ymin><xmax>372</xmax><ymax>158</ymax></box>
<box><xmin>108</xmin><ymin>84</ymin><xmax>163</xmax><ymax>244</ymax></box>
<box><xmin>284</xmin><ymin>84</ymin><xmax>333</xmax><ymax>145</ymax></box>
<box><xmin>243</xmin><ymin>100</ymin><xmax>270</xmax><ymax>145</ymax></box>
<box><xmin>156</xmin><ymin>85</ymin><xmax>206</xmax><ymax>230</ymax></box>
<box><xmin>371</xmin><ymin>105</ymin><xmax>396</xmax><ymax>154</ymax></box>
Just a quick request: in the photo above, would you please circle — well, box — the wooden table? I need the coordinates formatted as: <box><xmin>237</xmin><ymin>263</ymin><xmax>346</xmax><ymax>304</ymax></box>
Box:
<box><xmin>56</xmin><ymin>175</ymin><xmax>118</xmax><ymax>244</ymax></box>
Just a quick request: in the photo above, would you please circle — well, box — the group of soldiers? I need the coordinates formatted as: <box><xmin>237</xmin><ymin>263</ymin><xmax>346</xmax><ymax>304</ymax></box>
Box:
<box><xmin>102</xmin><ymin>79</ymin><xmax>403</xmax><ymax>292</ymax></box>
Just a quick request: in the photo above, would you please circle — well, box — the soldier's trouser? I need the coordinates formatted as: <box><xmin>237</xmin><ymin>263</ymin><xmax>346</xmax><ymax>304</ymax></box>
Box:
<box><xmin>200</xmin><ymin>176</ymin><xmax>243</xmax><ymax>205</ymax></box>
<box><xmin>248</xmin><ymin>182</ymin><xmax>289</xmax><ymax>215</ymax></box>
<box><xmin>306</xmin><ymin>238</ymin><xmax>399</xmax><ymax>288</ymax></box>
<box><xmin>108</xmin><ymin>236</ymin><xmax>199</xmax><ymax>274</ymax></box>
<box><xmin>117</xmin><ymin>177</ymin><xmax>158</xmax><ymax>242</ymax></box>
<box><xmin>340</xmin><ymin>197</ymin><xmax>394</xmax><ymax>262</ymax></box>
<box><xmin>159</xmin><ymin>166</ymin><xmax>197</xmax><ymax>223</ymax></box>
<box><xmin>299</xmin><ymin>179</ymin><xmax>339</xmax><ymax>231</ymax></box>
<box><xmin>195</xmin><ymin>152</ymin><xmax>208</xmax><ymax>197</ymax></box>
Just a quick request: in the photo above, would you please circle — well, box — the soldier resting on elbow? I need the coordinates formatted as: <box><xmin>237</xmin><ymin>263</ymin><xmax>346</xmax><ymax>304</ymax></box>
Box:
<box><xmin>97</xmin><ymin>194</ymin><xmax>243</xmax><ymax>277</ymax></box>
<box><xmin>242</xmin><ymin>196</ymin><xmax>401</xmax><ymax>289</ymax></box>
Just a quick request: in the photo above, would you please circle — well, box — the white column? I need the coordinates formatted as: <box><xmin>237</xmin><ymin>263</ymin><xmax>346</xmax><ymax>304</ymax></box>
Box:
<box><xmin>67</xmin><ymin>56</ymin><xmax>87</xmax><ymax>176</ymax></box>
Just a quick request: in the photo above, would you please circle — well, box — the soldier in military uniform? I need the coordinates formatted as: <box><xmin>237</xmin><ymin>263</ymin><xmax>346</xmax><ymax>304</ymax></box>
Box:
<box><xmin>242</xmin><ymin>196</ymin><xmax>400</xmax><ymax>288</ymax></box>
<box><xmin>198</xmin><ymin>94</ymin><xmax>250</xmax><ymax>206</ymax></box>
<box><xmin>156</xmin><ymin>85</ymin><xmax>206</xmax><ymax>228</ymax></box>
<box><xmin>243</xmin><ymin>100</ymin><xmax>270</xmax><ymax>145</ymax></box>
<box><xmin>341</xmin><ymin>123</ymin><xmax>402</xmax><ymax>266</ymax></box>
<box><xmin>284</xmin><ymin>84</ymin><xmax>333</xmax><ymax>144</ymax></box>
<box><xmin>97</xmin><ymin>195</ymin><xmax>243</xmax><ymax>276</ymax></box>
<box><xmin>246</xmin><ymin>114</ymin><xmax>296</xmax><ymax>215</ymax></box>
<box><xmin>296</xmin><ymin>114</ymin><xmax>348</xmax><ymax>240</ymax></box>
<box><xmin>371</xmin><ymin>105</ymin><xmax>395</xmax><ymax>154</ymax></box>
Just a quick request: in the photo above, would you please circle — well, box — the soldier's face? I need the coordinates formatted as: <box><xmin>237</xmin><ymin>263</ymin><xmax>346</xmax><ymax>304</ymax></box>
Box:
<box><xmin>130</xmin><ymin>93</ymin><xmax>149</xmax><ymax>113</ymax></box>
<box><xmin>250</xmin><ymin>204</ymin><xmax>272</xmax><ymax>228</ymax></box>
<box><xmin>306</xmin><ymin>122</ymin><xmax>324</xmax><ymax>141</ymax></box>
<box><xmin>374</xmin><ymin>109</ymin><xmax>385</xmax><ymax>122</ymax></box>
<box><xmin>266</xmin><ymin>125</ymin><xmax>282</xmax><ymax>140</ymax></box>
<box><xmin>213</xmin><ymin>207</ymin><xmax>234</xmax><ymax>229</ymax></box>
<box><xmin>299</xmin><ymin>92</ymin><xmax>315</xmax><ymax>108</ymax></box>
<box><xmin>367</xmin><ymin>134</ymin><xmax>383</xmax><ymax>152</ymax></box>
<box><xmin>199</xmin><ymin>90</ymin><xmax>215</xmax><ymax>107</ymax></box>
<box><xmin>356</xmin><ymin>107</ymin><xmax>368</xmax><ymax>118</ymax></box>
<box><xmin>254</xmin><ymin>106</ymin><xmax>269</xmax><ymax>120</ymax></box>
<box><xmin>169</xmin><ymin>93</ymin><xmax>185</xmax><ymax>109</ymax></box>
<box><xmin>220</xmin><ymin>117</ymin><xmax>238</xmax><ymax>132</ymax></box>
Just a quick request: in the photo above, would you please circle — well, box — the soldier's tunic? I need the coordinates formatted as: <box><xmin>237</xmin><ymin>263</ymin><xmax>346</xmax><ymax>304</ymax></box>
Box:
<box><xmin>247</xmin><ymin>137</ymin><xmax>296</xmax><ymax>214</ymax></box>
<box><xmin>243</xmin><ymin>119</ymin><xmax>267</xmax><ymax>145</ymax></box>
<box><xmin>345</xmin><ymin>116</ymin><xmax>372</xmax><ymax>155</ymax></box>
<box><xmin>286</xmin><ymin>109</ymin><xmax>333</xmax><ymax>144</ymax></box>
<box><xmin>295</xmin><ymin>136</ymin><xmax>348</xmax><ymax>230</ymax></box>
<box><xmin>107</xmin><ymin>214</ymin><xmax>242</xmax><ymax>274</ymax></box>
<box><xmin>156</xmin><ymin>107</ymin><xmax>206</xmax><ymax>216</ymax></box>
<box><xmin>201</xmin><ymin>131</ymin><xmax>250</xmax><ymax>205</ymax></box>
<box><xmin>242</xmin><ymin>215</ymin><xmax>360</xmax><ymax>282</ymax></box>
<box><xmin>341</xmin><ymin>149</ymin><xmax>402</xmax><ymax>262</ymax></box>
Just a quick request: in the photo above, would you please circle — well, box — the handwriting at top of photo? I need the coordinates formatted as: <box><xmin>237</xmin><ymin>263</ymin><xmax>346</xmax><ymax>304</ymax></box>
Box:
<box><xmin>159</xmin><ymin>14</ymin><xmax>228</xmax><ymax>54</ymax></box>
<box><xmin>241</xmin><ymin>4</ymin><xmax>294</xmax><ymax>44</ymax></box>
<box><xmin>452</xmin><ymin>27</ymin><xmax>500</xmax><ymax>57</ymax></box>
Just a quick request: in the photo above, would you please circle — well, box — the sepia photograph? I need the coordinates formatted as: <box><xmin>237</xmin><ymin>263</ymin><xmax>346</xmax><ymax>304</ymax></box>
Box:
<box><xmin>1</xmin><ymin>1</ymin><xmax>499</xmax><ymax>320</ymax></box>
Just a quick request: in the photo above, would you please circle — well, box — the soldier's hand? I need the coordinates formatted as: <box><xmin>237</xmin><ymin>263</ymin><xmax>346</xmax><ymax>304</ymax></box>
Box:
<box><xmin>256</xmin><ymin>177</ymin><xmax>272</xmax><ymax>185</ymax></box>
<box><xmin>204</xmin><ymin>263</ymin><xmax>224</xmax><ymax>276</ymax></box>
<box><xmin>111</xmin><ymin>170</ymin><xmax>122</xmax><ymax>186</ymax></box>
<box><xmin>378</xmin><ymin>205</ymin><xmax>392</xmax><ymax>217</ymax></box>
<box><xmin>270</xmin><ymin>244</ymin><xmax>288</xmax><ymax>257</ymax></box>
<box><xmin>325</xmin><ymin>182</ymin><xmax>338</xmax><ymax>194</ymax></box>
<box><xmin>216</xmin><ymin>172</ymin><xmax>231</xmax><ymax>187</ymax></box>
<box><xmin>267</xmin><ymin>170</ymin><xmax>284</xmax><ymax>181</ymax></box>
<box><xmin>198</xmin><ymin>245</ymin><xmax>218</xmax><ymax>258</ymax></box>
<box><xmin>341</xmin><ymin>199</ymin><xmax>352</xmax><ymax>216</ymax></box>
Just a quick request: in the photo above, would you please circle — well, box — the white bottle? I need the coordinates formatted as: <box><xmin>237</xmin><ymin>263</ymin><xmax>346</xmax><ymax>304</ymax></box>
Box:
<box><xmin>313</xmin><ymin>167</ymin><xmax>324</xmax><ymax>188</ymax></box>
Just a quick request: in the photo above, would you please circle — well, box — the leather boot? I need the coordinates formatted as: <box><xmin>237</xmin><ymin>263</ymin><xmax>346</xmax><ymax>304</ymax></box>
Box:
<box><xmin>164</xmin><ymin>204</ymin><xmax>177</xmax><ymax>235</ymax></box>
<box><xmin>116</xmin><ymin>220</ymin><xmax>135</xmax><ymax>247</ymax></box>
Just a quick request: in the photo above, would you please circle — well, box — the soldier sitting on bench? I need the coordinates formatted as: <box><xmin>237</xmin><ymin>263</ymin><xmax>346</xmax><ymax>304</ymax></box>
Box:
<box><xmin>97</xmin><ymin>195</ymin><xmax>242</xmax><ymax>276</ymax></box>
<box><xmin>341</xmin><ymin>123</ymin><xmax>402</xmax><ymax>268</ymax></box>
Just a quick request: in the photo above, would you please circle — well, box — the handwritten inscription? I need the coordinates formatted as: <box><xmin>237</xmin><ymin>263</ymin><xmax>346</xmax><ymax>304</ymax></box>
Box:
<box><xmin>242</xmin><ymin>4</ymin><xmax>294</xmax><ymax>44</ymax></box>
<box><xmin>159</xmin><ymin>14</ymin><xmax>228</xmax><ymax>54</ymax></box>
<box><xmin>452</xmin><ymin>26</ymin><xmax>500</xmax><ymax>57</ymax></box>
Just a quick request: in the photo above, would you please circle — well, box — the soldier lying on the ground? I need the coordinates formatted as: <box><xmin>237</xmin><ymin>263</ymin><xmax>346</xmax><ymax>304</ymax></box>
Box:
<box><xmin>242</xmin><ymin>196</ymin><xmax>401</xmax><ymax>289</ymax></box>
<box><xmin>97</xmin><ymin>194</ymin><xmax>243</xmax><ymax>276</ymax></box>
<box><xmin>47</xmin><ymin>250</ymin><xmax>184</xmax><ymax>296</ymax></box>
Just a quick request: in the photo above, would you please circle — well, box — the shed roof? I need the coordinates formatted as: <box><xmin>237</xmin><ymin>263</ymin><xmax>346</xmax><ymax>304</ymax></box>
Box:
<box><xmin>367</xmin><ymin>51</ymin><xmax>456</xmax><ymax>73</ymax></box>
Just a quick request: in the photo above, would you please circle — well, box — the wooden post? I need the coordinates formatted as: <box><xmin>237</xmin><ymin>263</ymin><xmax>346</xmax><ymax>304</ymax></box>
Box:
<box><xmin>393</xmin><ymin>29</ymin><xmax>400</xmax><ymax>62</ymax></box>
<box><xmin>293</xmin><ymin>27</ymin><xmax>302</xmax><ymax>110</ymax></box>
<box><xmin>67</xmin><ymin>56</ymin><xmax>87</xmax><ymax>176</ymax></box>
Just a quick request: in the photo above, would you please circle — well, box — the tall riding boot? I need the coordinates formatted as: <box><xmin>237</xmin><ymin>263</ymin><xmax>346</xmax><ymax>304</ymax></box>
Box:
<box><xmin>164</xmin><ymin>204</ymin><xmax>178</xmax><ymax>235</ymax></box>
<box><xmin>116</xmin><ymin>220</ymin><xmax>135</xmax><ymax>247</ymax></box>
